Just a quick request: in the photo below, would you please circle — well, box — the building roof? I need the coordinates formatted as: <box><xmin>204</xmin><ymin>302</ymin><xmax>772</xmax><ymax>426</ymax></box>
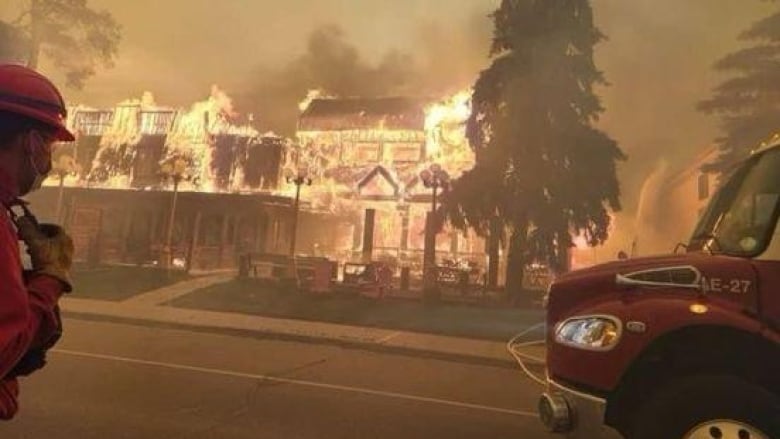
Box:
<box><xmin>298</xmin><ymin>97</ymin><xmax>427</xmax><ymax>131</ymax></box>
<box><xmin>662</xmin><ymin>145</ymin><xmax>720</xmax><ymax>190</ymax></box>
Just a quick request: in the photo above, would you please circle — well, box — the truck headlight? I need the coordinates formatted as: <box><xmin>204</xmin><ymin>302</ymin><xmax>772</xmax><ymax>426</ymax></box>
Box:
<box><xmin>554</xmin><ymin>316</ymin><xmax>622</xmax><ymax>351</ymax></box>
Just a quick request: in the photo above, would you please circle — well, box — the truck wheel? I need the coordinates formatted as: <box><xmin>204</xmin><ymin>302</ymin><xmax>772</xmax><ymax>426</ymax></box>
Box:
<box><xmin>630</xmin><ymin>375</ymin><xmax>779</xmax><ymax>439</ymax></box>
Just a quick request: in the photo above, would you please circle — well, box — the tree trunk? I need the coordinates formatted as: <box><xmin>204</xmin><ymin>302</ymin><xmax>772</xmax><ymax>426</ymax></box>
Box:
<box><xmin>505</xmin><ymin>226</ymin><xmax>527</xmax><ymax>305</ymax></box>
<box><xmin>26</xmin><ymin>0</ymin><xmax>42</xmax><ymax>69</ymax></box>
<box><xmin>555</xmin><ymin>232</ymin><xmax>571</xmax><ymax>275</ymax></box>
<box><xmin>486</xmin><ymin>217</ymin><xmax>501</xmax><ymax>290</ymax></box>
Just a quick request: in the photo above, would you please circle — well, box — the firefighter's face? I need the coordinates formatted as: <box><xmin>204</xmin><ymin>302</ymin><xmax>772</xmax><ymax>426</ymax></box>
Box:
<box><xmin>18</xmin><ymin>129</ymin><xmax>55</xmax><ymax>195</ymax></box>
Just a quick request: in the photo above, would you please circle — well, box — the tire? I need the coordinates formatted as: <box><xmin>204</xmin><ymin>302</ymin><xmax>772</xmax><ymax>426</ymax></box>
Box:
<box><xmin>630</xmin><ymin>375</ymin><xmax>779</xmax><ymax>439</ymax></box>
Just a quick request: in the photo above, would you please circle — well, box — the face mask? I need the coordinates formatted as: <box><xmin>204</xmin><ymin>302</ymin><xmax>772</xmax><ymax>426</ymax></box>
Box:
<box><xmin>28</xmin><ymin>162</ymin><xmax>47</xmax><ymax>191</ymax></box>
<box><xmin>23</xmin><ymin>131</ymin><xmax>52</xmax><ymax>193</ymax></box>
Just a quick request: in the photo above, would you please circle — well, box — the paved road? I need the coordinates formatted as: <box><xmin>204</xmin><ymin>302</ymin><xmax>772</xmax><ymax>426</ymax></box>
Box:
<box><xmin>2</xmin><ymin>318</ymin><xmax>552</xmax><ymax>439</ymax></box>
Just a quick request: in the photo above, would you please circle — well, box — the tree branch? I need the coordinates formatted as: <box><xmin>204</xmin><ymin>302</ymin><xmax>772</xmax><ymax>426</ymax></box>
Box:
<box><xmin>11</xmin><ymin>10</ymin><xmax>31</xmax><ymax>26</ymax></box>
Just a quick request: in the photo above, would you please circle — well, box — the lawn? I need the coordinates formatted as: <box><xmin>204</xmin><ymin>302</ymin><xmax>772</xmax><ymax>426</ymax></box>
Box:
<box><xmin>169</xmin><ymin>279</ymin><xmax>545</xmax><ymax>341</ymax></box>
<box><xmin>70</xmin><ymin>265</ymin><xmax>191</xmax><ymax>301</ymax></box>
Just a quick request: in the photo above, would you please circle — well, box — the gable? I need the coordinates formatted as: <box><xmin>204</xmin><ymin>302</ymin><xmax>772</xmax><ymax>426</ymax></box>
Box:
<box><xmin>357</xmin><ymin>166</ymin><xmax>399</xmax><ymax>198</ymax></box>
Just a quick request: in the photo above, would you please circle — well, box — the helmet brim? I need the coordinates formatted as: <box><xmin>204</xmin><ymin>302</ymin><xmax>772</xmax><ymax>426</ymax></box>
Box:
<box><xmin>0</xmin><ymin>100</ymin><xmax>75</xmax><ymax>142</ymax></box>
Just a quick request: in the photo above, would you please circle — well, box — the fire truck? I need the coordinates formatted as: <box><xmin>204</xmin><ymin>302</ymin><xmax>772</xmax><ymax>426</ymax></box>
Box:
<box><xmin>538</xmin><ymin>141</ymin><xmax>780</xmax><ymax>438</ymax></box>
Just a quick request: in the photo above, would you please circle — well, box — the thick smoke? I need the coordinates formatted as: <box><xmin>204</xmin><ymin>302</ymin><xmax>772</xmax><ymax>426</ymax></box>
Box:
<box><xmin>237</xmin><ymin>17</ymin><xmax>491</xmax><ymax>136</ymax></box>
<box><xmin>0</xmin><ymin>20</ymin><xmax>27</xmax><ymax>63</ymax></box>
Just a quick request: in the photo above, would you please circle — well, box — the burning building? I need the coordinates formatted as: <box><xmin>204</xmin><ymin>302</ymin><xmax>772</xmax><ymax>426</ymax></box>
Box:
<box><xmin>30</xmin><ymin>88</ymin><xmax>308</xmax><ymax>270</ymax></box>
<box><xmin>294</xmin><ymin>91</ymin><xmax>489</xmax><ymax>275</ymax></box>
<box><xmin>29</xmin><ymin>85</ymin><xmax>500</xmax><ymax>286</ymax></box>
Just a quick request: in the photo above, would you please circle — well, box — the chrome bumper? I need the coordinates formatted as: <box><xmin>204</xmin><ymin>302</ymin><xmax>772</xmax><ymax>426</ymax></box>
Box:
<box><xmin>538</xmin><ymin>380</ymin><xmax>623</xmax><ymax>439</ymax></box>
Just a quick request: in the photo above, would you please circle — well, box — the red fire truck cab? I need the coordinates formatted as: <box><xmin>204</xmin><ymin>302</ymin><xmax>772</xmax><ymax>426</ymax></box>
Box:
<box><xmin>539</xmin><ymin>142</ymin><xmax>780</xmax><ymax>438</ymax></box>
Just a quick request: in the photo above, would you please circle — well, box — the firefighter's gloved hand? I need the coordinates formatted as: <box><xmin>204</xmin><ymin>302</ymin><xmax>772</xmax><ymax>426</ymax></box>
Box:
<box><xmin>16</xmin><ymin>219</ymin><xmax>74</xmax><ymax>293</ymax></box>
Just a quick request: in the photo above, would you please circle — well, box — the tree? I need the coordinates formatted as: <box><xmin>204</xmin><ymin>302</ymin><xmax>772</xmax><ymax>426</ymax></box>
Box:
<box><xmin>699</xmin><ymin>2</ymin><xmax>780</xmax><ymax>172</ymax></box>
<box><xmin>10</xmin><ymin>0</ymin><xmax>121</xmax><ymax>88</ymax></box>
<box><xmin>440</xmin><ymin>0</ymin><xmax>625</xmax><ymax>298</ymax></box>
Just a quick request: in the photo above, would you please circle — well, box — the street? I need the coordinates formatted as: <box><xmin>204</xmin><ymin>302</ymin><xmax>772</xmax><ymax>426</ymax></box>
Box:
<box><xmin>2</xmin><ymin>318</ymin><xmax>551</xmax><ymax>439</ymax></box>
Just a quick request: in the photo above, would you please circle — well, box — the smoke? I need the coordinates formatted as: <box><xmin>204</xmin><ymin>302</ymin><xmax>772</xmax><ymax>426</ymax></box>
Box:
<box><xmin>632</xmin><ymin>160</ymin><xmax>672</xmax><ymax>255</ymax></box>
<box><xmin>589</xmin><ymin>0</ymin><xmax>777</xmax><ymax>256</ymax></box>
<box><xmin>237</xmin><ymin>16</ymin><xmax>491</xmax><ymax>135</ymax></box>
<box><xmin>0</xmin><ymin>20</ymin><xmax>27</xmax><ymax>64</ymax></box>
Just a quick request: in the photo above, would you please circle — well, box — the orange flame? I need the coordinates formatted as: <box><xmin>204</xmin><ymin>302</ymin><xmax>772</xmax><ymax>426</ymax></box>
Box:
<box><xmin>299</xmin><ymin>89</ymin><xmax>330</xmax><ymax>113</ymax></box>
<box><xmin>61</xmin><ymin>87</ymin><xmax>261</xmax><ymax>193</ymax></box>
<box><xmin>423</xmin><ymin>89</ymin><xmax>474</xmax><ymax>178</ymax></box>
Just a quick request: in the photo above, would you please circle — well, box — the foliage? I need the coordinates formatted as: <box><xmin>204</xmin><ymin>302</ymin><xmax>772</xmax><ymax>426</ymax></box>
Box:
<box><xmin>88</xmin><ymin>144</ymin><xmax>133</xmax><ymax>182</ymax></box>
<box><xmin>441</xmin><ymin>0</ymin><xmax>625</xmax><ymax>291</ymax></box>
<box><xmin>699</xmin><ymin>2</ymin><xmax>780</xmax><ymax>171</ymax></box>
<box><xmin>11</xmin><ymin>0</ymin><xmax>121</xmax><ymax>88</ymax></box>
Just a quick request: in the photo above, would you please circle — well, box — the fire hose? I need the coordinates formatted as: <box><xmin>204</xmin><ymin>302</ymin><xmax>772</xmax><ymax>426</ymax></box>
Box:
<box><xmin>506</xmin><ymin>322</ymin><xmax>548</xmax><ymax>387</ymax></box>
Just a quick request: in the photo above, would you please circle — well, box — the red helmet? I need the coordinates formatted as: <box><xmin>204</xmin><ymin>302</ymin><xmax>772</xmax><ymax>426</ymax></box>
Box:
<box><xmin>0</xmin><ymin>64</ymin><xmax>75</xmax><ymax>142</ymax></box>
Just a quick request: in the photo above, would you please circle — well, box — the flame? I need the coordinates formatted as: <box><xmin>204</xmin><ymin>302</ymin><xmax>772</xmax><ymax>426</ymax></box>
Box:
<box><xmin>98</xmin><ymin>92</ymin><xmax>165</xmax><ymax>149</ymax></box>
<box><xmin>424</xmin><ymin>89</ymin><xmax>474</xmax><ymax>178</ymax></box>
<box><xmin>164</xmin><ymin>85</ymin><xmax>237</xmax><ymax>192</ymax></box>
<box><xmin>289</xmin><ymin>89</ymin><xmax>479</xmax><ymax>217</ymax></box>
<box><xmin>54</xmin><ymin>87</ymin><xmax>486</xmax><ymax>259</ymax></box>
<box><xmin>60</xmin><ymin>87</ymin><xmax>261</xmax><ymax>193</ymax></box>
<box><xmin>299</xmin><ymin>89</ymin><xmax>328</xmax><ymax>113</ymax></box>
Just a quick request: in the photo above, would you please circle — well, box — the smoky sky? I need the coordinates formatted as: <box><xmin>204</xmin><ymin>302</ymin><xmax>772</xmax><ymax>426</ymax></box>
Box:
<box><xmin>1</xmin><ymin>0</ymin><xmax>776</xmax><ymax>216</ymax></box>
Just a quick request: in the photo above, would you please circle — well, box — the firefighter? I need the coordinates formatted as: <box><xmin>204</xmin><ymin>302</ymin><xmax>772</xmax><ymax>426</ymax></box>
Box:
<box><xmin>0</xmin><ymin>64</ymin><xmax>75</xmax><ymax>419</ymax></box>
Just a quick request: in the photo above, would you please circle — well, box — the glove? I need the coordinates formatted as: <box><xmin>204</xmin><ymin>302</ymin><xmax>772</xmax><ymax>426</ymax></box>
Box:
<box><xmin>16</xmin><ymin>218</ymin><xmax>74</xmax><ymax>293</ymax></box>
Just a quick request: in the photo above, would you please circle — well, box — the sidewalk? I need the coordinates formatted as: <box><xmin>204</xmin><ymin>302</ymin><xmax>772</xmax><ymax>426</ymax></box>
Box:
<box><xmin>61</xmin><ymin>276</ymin><xmax>547</xmax><ymax>367</ymax></box>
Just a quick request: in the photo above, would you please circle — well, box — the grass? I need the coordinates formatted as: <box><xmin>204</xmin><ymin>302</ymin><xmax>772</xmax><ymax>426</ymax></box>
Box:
<box><xmin>169</xmin><ymin>279</ymin><xmax>545</xmax><ymax>341</ymax></box>
<box><xmin>70</xmin><ymin>265</ymin><xmax>191</xmax><ymax>301</ymax></box>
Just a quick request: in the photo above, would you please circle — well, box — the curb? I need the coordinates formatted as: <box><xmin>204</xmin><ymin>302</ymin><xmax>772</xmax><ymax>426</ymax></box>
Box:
<box><xmin>62</xmin><ymin>310</ymin><xmax>523</xmax><ymax>370</ymax></box>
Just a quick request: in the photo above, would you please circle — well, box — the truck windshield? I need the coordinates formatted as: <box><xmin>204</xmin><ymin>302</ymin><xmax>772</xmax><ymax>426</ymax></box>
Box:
<box><xmin>690</xmin><ymin>147</ymin><xmax>780</xmax><ymax>256</ymax></box>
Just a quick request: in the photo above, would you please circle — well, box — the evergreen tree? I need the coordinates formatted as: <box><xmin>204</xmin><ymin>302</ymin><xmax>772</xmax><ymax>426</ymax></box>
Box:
<box><xmin>11</xmin><ymin>0</ymin><xmax>121</xmax><ymax>88</ymax></box>
<box><xmin>699</xmin><ymin>2</ymin><xmax>780</xmax><ymax>171</ymax></box>
<box><xmin>441</xmin><ymin>0</ymin><xmax>624</xmax><ymax>297</ymax></box>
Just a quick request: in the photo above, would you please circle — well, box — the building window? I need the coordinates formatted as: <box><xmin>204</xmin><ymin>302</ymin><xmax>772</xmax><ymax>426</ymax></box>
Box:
<box><xmin>697</xmin><ymin>173</ymin><xmax>710</xmax><ymax>200</ymax></box>
<box><xmin>385</xmin><ymin>142</ymin><xmax>423</xmax><ymax>163</ymax></box>
<box><xmin>139</xmin><ymin>110</ymin><xmax>175</xmax><ymax>135</ymax></box>
<box><xmin>74</xmin><ymin>110</ymin><xmax>113</xmax><ymax>136</ymax></box>
<box><xmin>355</xmin><ymin>143</ymin><xmax>381</xmax><ymax>163</ymax></box>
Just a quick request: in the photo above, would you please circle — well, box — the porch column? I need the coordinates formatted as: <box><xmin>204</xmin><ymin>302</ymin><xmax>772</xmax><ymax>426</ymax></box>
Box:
<box><xmin>352</xmin><ymin>215</ymin><xmax>363</xmax><ymax>256</ymax></box>
<box><xmin>254</xmin><ymin>213</ymin><xmax>267</xmax><ymax>253</ymax></box>
<box><xmin>450</xmin><ymin>230</ymin><xmax>459</xmax><ymax>257</ymax></box>
<box><xmin>399</xmin><ymin>206</ymin><xmax>410</xmax><ymax>251</ymax></box>
<box><xmin>218</xmin><ymin>214</ymin><xmax>231</xmax><ymax>267</ymax></box>
<box><xmin>186</xmin><ymin>210</ymin><xmax>202</xmax><ymax>273</ymax></box>
<box><xmin>119</xmin><ymin>209</ymin><xmax>133</xmax><ymax>263</ymax></box>
<box><xmin>362</xmin><ymin>208</ymin><xmax>375</xmax><ymax>263</ymax></box>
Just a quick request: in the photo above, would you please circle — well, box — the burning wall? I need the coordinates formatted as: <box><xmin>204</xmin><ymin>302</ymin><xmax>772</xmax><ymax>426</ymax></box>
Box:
<box><xmin>51</xmin><ymin>87</ymin><xmax>281</xmax><ymax>193</ymax></box>
<box><xmin>42</xmin><ymin>87</ymin><xmax>304</xmax><ymax>270</ymax></box>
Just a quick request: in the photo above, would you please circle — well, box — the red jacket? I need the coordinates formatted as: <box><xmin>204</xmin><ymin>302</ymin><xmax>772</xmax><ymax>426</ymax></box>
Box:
<box><xmin>0</xmin><ymin>170</ymin><xmax>65</xmax><ymax>419</ymax></box>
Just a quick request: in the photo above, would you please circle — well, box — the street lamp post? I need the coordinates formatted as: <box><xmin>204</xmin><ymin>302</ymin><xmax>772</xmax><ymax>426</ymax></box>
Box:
<box><xmin>419</xmin><ymin>164</ymin><xmax>450</xmax><ymax>303</ymax></box>
<box><xmin>285</xmin><ymin>169</ymin><xmax>312</xmax><ymax>288</ymax></box>
<box><xmin>420</xmin><ymin>164</ymin><xmax>450</xmax><ymax>211</ymax></box>
<box><xmin>160</xmin><ymin>157</ymin><xmax>194</xmax><ymax>271</ymax></box>
<box><xmin>52</xmin><ymin>154</ymin><xmax>80</xmax><ymax>223</ymax></box>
